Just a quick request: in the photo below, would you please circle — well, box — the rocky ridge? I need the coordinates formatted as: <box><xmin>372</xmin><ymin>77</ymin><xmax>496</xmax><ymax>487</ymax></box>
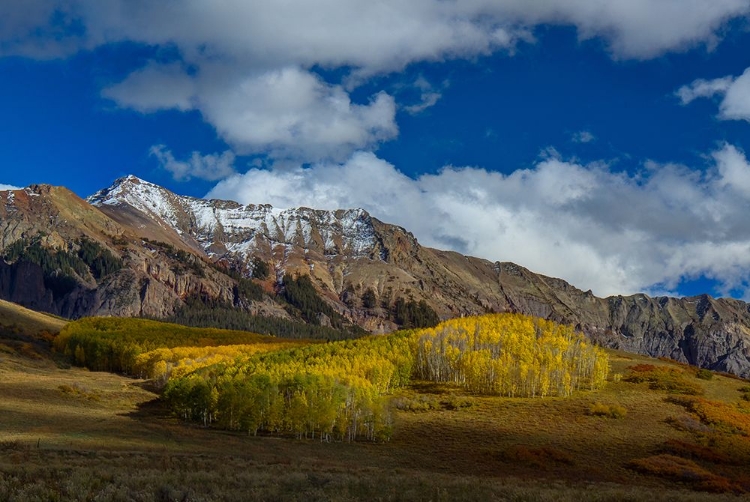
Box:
<box><xmin>0</xmin><ymin>177</ymin><xmax>749</xmax><ymax>376</ymax></box>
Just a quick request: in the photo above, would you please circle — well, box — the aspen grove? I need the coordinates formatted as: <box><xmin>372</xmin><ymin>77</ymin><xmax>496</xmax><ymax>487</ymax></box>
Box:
<box><xmin>414</xmin><ymin>314</ymin><xmax>609</xmax><ymax>397</ymax></box>
<box><xmin>57</xmin><ymin>313</ymin><xmax>609</xmax><ymax>441</ymax></box>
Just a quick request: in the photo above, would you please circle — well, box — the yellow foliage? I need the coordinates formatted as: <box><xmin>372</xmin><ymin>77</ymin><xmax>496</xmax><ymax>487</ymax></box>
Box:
<box><xmin>413</xmin><ymin>314</ymin><xmax>608</xmax><ymax>397</ymax></box>
<box><xmin>132</xmin><ymin>343</ymin><xmax>300</xmax><ymax>381</ymax></box>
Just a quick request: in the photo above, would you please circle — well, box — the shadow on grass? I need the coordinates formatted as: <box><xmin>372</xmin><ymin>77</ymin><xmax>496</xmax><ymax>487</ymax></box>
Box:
<box><xmin>124</xmin><ymin>396</ymin><xmax>172</xmax><ymax>422</ymax></box>
<box><xmin>408</xmin><ymin>381</ymin><xmax>460</xmax><ymax>395</ymax></box>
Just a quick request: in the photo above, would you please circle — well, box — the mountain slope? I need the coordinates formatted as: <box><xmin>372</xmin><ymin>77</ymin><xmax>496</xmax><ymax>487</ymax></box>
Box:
<box><xmin>1</xmin><ymin>176</ymin><xmax>750</xmax><ymax>376</ymax></box>
<box><xmin>0</xmin><ymin>298</ymin><xmax>67</xmax><ymax>335</ymax></box>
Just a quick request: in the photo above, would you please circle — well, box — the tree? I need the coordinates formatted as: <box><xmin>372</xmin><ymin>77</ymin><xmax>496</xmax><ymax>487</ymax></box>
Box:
<box><xmin>251</xmin><ymin>257</ymin><xmax>270</xmax><ymax>280</ymax></box>
<box><xmin>362</xmin><ymin>288</ymin><xmax>377</xmax><ymax>309</ymax></box>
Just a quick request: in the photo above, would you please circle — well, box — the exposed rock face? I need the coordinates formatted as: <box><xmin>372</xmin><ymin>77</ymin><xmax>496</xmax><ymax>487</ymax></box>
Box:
<box><xmin>0</xmin><ymin>259</ymin><xmax>55</xmax><ymax>312</ymax></box>
<box><xmin>1</xmin><ymin>176</ymin><xmax>750</xmax><ymax>376</ymax></box>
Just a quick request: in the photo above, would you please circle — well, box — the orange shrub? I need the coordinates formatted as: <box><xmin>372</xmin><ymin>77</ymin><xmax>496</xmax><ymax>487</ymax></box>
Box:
<box><xmin>627</xmin><ymin>454</ymin><xmax>737</xmax><ymax>492</ymax></box>
<box><xmin>659</xmin><ymin>439</ymin><xmax>732</xmax><ymax>464</ymax></box>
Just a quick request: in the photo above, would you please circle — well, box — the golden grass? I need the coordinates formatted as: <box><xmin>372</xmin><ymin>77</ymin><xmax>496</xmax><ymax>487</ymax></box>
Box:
<box><xmin>1</xmin><ymin>338</ymin><xmax>749</xmax><ymax>500</ymax></box>
<box><xmin>0</xmin><ymin>298</ymin><xmax>67</xmax><ymax>335</ymax></box>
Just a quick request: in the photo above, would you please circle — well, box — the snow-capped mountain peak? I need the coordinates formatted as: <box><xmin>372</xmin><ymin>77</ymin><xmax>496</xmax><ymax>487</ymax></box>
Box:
<box><xmin>88</xmin><ymin>175</ymin><xmax>378</xmax><ymax>260</ymax></box>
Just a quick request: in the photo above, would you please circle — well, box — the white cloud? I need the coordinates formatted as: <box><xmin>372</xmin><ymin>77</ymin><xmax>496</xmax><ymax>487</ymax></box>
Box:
<box><xmin>102</xmin><ymin>62</ymin><xmax>196</xmax><ymax>113</ymax></box>
<box><xmin>0</xmin><ymin>183</ymin><xmax>20</xmax><ymax>191</ymax></box>
<box><xmin>676</xmin><ymin>76</ymin><xmax>735</xmax><ymax>104</ymax></box>
<box><xmin>719</xmin><ymin>68</ymin><xmax>750</xmax><ymax>121</ymax></box>
<box><xmin>404</xmin><ymin>76</ymin><xmax>444</xmax><ymax>114</ymax></box>
<box><xmin>5</xmin><ymin>1</ymin><xmax>748</xmax><ymax>64</ymax></box>
<box><xmin>3</xmin><ymin>1</ymin><xmax>750</xmax><ymax>162</ymax></box>
<box><xmin>404</xmin><ymin>92</ymin><xmax>442</xmax><ymax>115</ymax></box>
<box><xmin>150</xmin><ymin>145</ymin><xmax>236</xmax><ymax>182</ymax></box>
<box><xmin>208</xmin><ymin>144</ymin><xmax>750</xmax><ymax>299</ymax></box>
<box><xmin>0</xmin><ymin>1</ymin><xmax>85</xmax><ymax>59</ymax></box>
<box><xmin>492</xmin><ymin>0</ymin><xmax>750</xmax><ymax>59</ymax></box>
<box><xmin>677</xmin><ymin>68</ymin><xmax>750</xmax><ymax>122</ymax></box>
<box><xmin>572</xmin><ymin>130</ymin><xmax>595</xmax><ymax>143</ymax></box>
<box><xmin>105</xmin><ymin>65</ymin><xmax>398</xmax><ymax>162</ymax></box>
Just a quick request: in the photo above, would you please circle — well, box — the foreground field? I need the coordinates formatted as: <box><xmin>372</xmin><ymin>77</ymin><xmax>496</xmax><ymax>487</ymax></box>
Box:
<box><xmin>1</xmin><ymin>343</ymin><xmax>748</xmax><ymax>500</ymax></box>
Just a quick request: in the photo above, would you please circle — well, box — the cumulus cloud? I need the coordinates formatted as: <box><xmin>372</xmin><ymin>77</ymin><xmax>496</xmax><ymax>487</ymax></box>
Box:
<box><xmin>491</xmin><ymin>0</ymin><xmax>750</xmax><ymax>59</ymax></box>
<box><xmin>3</xmin><ymin>1</ymin><xmax>750</xmax><ymax>162</ymax></box>
<box><xmin>677</xmin><ymin>68</ymin><xmax>750</xmax><ymax>122</ymax></box>
<box><xmin>208</xmin><ymin>145</ymin><xmax>750</xmax><ymax>299</ymax></box>
<box><xmin>4</xmin><ymin>1</ymin><xmax>748</xmax><ymax>64</ymax></box>
<box><xmin>106</xmin><ymin>65</ymin><xmax>399</xmax><ymax>162</ymax></box>
<box><xmin>150</xmin><ymin>146</ymin><xmax>236</xmax><ymax>182</ymax></box>
<box><xmin>719</xmin><ymin>68</ymin><xmax>750</xmax><ymax>121</ymax></box>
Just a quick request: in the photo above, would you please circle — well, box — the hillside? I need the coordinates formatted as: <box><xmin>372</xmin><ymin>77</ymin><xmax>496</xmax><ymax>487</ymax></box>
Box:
<box><xmin>1</xmin><ymin>178</ymin><xmax>750</xmax><ymax>377</ymax></box>
<box><xmin>1</xmin><ymin>313</ymin><xmax>749</xmax><ymax>500</ymax></box>
<box><xmin>0</xmin><ymin>298</ymin><xmax>67</xmax><ymax>362</ymax></box>
<box><xmin>0</xmin><ymin>298</ymin><xmax>67</xmax><ymax>335</ymax></box>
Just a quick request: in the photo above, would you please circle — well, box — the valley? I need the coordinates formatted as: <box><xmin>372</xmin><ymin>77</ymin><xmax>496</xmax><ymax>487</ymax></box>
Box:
<box><xmin>1</xmin><ymin>302</ymin><xmax>749</xmax><ymax>500</ymax></box>
<box><xmin>2</xmin><ymin>180</ymin><xmax>750</xmax><ymax>500</ymax></box>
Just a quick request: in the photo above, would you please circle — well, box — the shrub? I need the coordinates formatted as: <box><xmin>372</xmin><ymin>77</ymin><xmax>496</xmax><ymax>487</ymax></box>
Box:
<box><xmin>392</xmin><ymin>395</ymin><xmax>441</xmax><ymax>412</ymax></box>
<box><xmin>628</xmin><ymin>363</ymin><xmax>657</xmax><ymax>373</ymax></box>
<box><xmin>443</xmin><ymin>395</ymin><xmax>474</xmax><ymax>410</ymax></box>
<box><xmin>696</xmin><ymin>368</ymin><xmax>714</xmax><ymax>380</ymax></box>
<box><xmin>664</xmin><ymin>415</ymin><xmax>713</xmax><ymax>434</ymax></box>
<box><xmin>588</xmin><ymin>402</ymin><xmax>627</xmax><ymax>419</ymax></box>
<box><xmin>627</xmin><ymin>454</ymin><xmax>736</xmax><ymax>492</ymax></box>
<box><xmin>624</xmin><ymin>366</ymin><xmax>703</xmax><ymax>395</ymax></box>
<box><xmin>659</xmin><ymin>439</ymin><xmax>732</xmax><ymax>464</ymax></box>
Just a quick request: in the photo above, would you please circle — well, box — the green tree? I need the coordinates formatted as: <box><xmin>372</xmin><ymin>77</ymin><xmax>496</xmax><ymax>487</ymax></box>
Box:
<box><xmin>362</xmin><ymin>288</ymin><xmax>377</xmax><ymax>309</ymax></box>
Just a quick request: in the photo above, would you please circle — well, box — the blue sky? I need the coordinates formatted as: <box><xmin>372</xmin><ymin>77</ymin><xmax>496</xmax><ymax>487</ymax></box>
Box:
<box><xmin>3</xmin><ymin>2</ymin><xmax>750</xmax><ymax>300</ymax></box>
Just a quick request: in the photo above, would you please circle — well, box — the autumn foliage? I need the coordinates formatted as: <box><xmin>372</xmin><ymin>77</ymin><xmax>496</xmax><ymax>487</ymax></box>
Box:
<box><xmin>53</xmin><ymin>317</ymin><xmax>304</xmax><ymax>376</ymax></box>
<box><xmin>56</xmin><ymin>314</ymin><xmax>609</xmax><ymax>442</ymax></box>
<box><xmin>414</xmin><ymin>314</ymin><xmax>609</xmax><ymax>397</ymax></box>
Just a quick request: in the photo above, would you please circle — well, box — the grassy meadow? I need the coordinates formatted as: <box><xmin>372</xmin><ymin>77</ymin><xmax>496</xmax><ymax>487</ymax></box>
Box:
<box><xmin>1</xmin><ymin>307</ymin><xmax>749</xmax><ymax>500</ymax></box>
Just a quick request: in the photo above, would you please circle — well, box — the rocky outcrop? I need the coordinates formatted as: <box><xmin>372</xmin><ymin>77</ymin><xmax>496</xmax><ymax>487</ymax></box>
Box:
<box><xmin>0</xmin><ymin>260</ymin><xmax>55</xmax><ymax>313</ymax></box>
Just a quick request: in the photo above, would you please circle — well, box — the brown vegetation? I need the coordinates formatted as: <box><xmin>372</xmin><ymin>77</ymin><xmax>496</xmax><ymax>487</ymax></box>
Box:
<box><xmin>2</xmin><ymin>309</ymin><xmax>750</xmax><ymax>500</ymax></box>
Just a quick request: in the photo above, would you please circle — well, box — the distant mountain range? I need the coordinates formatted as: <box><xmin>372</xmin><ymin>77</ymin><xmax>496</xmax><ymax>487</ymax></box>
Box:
<box><xmin>1</xmin><ymin>176</ymin><xmax>749</xmax><ymax>376</ymax></box>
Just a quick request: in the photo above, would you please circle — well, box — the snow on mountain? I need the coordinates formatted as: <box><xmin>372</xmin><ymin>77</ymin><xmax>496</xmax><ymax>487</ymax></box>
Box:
<box><xmin>88</xmin><ymin>175</ymin><xmax>377</xmax><ymax>260</ymax></box>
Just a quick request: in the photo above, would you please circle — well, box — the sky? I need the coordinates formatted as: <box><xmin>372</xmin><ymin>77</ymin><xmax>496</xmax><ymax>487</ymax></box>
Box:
<box><xmin>3</xmin><ymin>2</ymin><xmax>750</xmax><ymax>301</ymax></box>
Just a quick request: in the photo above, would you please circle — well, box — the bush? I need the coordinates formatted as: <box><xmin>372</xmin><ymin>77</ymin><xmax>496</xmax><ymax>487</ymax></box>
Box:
<box><xmin>696</xmin><ymin>368</ymin><xmax>714</xmax><ymax>380</ymax></box>
<box><xmin>443</xmin><ymin>395</ymin><xmax>474</xmax><ymax>410</ymax></box>
<box><xmin>627</xmin><ymin>454</ymin><xmax>736</xmax><ymax>493</ymax></box>
<box><xmin>392</xmin><ymin>395</ymin><xmax>441</xmax><ymax>412</ymax></box>
<box><xmin>624</xmin><ymin>366</ymin><xmax>703</xmax><ymax>395</ymax></box>
<box><xmin>588</xmin><ymin>402</ymin><xmax>627</xmax><ymax>419</ymax></box>
<box><xmin>659</xmin><ymin>439</ymin><xmax>732</xmax><ymax>464</ymax></box>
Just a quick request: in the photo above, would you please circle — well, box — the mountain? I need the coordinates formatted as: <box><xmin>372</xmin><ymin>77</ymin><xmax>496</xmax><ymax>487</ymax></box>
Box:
<box><xmin>2</xmin><ymin>176</ymin><xmax>750</xmax><ymax>376</ymax></box>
